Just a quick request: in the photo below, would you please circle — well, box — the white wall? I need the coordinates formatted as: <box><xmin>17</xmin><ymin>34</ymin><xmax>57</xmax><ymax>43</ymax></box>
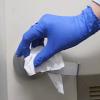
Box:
<box><xmin>0</xmin><ymin>0</ymin><xmax>7</xmax><ymax>99</ymax></box>
<box><xmin>4</xmin><ymin>0</ymin><xmax>100</xmax><ymax>100</ymax></box>
<box><xmin>5</xmin><ymin>0</ymin><xmax>100</xmax><ymax>75</ymax></box>
<box><xmin>6</xmin><ymin>0</ymin><xmax>100</xmax><ymax>76</ymax></box>
<box><xmin>5</xmin><ymin>0</ymin><xmax>81</xmax><ymax>100</ymax></box>
<box><xmin>62</xmin><ymin>32</ymin><xmax>100</xmax><ymax>75</ymax></box>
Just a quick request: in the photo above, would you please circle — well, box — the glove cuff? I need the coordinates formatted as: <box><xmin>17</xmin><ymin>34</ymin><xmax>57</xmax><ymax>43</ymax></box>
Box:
<box><xmin>82</xmin><ymin>6</ymin><xmax>100</xmax><ymax>34</ymax></box>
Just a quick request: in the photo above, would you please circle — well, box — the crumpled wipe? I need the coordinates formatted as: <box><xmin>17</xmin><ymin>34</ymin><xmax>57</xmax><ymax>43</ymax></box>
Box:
<box><xmin>24</xmin><ymin>46</ymin><xmax>65</xmax><ymax>94</ymax></box>
<box><xmin>24</xmin><ymin>46</ymin><xmax>64</xmax><ymax>76</ymax></box>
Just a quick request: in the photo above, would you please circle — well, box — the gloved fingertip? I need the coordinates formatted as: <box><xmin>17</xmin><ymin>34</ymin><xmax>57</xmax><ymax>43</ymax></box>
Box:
<box><xmin>34</xmin><ymin>57</ymin><xmax>43</xmax><ymax>67</ymax></box>
<box><xmin>16</xmin><ymin>54</ymin><xmax>20</xmax><ymax>57</ymax></box>
<box><xmin>34</xmin><ymin>62</ymin><xmax>39</xmax><ymax>67</ymax></box>
<box><xmin>15</xmin><ymin>52</ymin><xmax>22</xmax><ymax>57</ymax></box>
<box><xmin>24</xmin><ymin>52</ymin><xmax>30</xmax><ymax>57</ymax></box>
<box><xmin>33</xmin><ymin>44</ymin><xmax>52</xmax><ymax>67</ymax></box>
<box><xmin>34</xmin><ymin>61</ymin><xmax>40</xmax><ymax>67</ymax></box>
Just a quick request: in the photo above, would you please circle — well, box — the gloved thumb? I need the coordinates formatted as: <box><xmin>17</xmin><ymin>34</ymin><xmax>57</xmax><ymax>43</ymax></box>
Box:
<box><xmin>34</xmin><ymin>43</ymin><xmax>56</xmax><ymax>67</ymax></box>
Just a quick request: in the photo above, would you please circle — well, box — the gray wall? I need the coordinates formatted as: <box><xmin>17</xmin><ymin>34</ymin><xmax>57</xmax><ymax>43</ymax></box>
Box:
<box><xmin>5</xmin><ymin>0</ymin><xmax>81</xmax><ymax>100</ymax></box>
<box><xmin>0</xmin><ymin>0</ymin><xmax>100</xmax><ymax>100</ymax></box>
<box><xmin>0</xmin><ymin>0</ymin><xmax>7</xmax><ymax>100</ymax></box>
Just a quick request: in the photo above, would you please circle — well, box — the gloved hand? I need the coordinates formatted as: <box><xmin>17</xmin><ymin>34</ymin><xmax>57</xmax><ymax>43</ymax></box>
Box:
<box><xmin>16</xmin><ymin>6</ymin><xmax>100</xmax><ymax>67</ymax></box>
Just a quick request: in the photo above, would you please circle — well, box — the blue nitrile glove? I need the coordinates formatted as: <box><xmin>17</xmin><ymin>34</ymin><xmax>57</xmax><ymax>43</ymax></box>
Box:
<box><xmin>16</xmin><ymin>6</ymin><xmax>100</xmax><ymax>67</ymax></box>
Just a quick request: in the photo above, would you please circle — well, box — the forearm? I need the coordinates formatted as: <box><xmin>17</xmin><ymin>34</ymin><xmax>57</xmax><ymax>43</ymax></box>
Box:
<box><xmin>91</xmin><ymin>1</ymin><xmax>100</xmax><ymax>19</ymax></box>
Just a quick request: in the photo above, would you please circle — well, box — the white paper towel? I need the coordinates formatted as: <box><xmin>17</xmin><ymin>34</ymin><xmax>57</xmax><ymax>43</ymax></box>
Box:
<box><xmin>48</xmin><ymin>73</ymin><xmax>64</xmax><ymax>94</ymax></box>
<box><xmin>24</xmin><ymin>46</ymin><xmax>64</xmax><ymax>75</ymax></box>
<box><xmin>24</xmin><ymin>46</ymin><xmax>65</xmax><ymax>94</ymax></box>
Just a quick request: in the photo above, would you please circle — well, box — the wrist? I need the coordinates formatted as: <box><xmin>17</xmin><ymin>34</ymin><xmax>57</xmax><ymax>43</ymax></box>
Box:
<box><xmin>91</xmin><ymin>1</ymin><xmax>100</xmax><ymax>19</ymax></box>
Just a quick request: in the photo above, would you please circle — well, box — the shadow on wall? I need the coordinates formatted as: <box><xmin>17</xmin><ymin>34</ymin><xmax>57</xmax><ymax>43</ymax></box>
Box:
<box><xmin>13</xmin><ymin>54</ymin><xmax>45</xmax><ymax>81</ymax></box>
<box><xmin>62</xmin><ymin>47</ymin><xmax>100</xmax><ymax>64</ymax></box>
<box><xmin>62</xmin><ymin>32</ymin><xmax>100</xmax><ymax>75</ymax></box>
